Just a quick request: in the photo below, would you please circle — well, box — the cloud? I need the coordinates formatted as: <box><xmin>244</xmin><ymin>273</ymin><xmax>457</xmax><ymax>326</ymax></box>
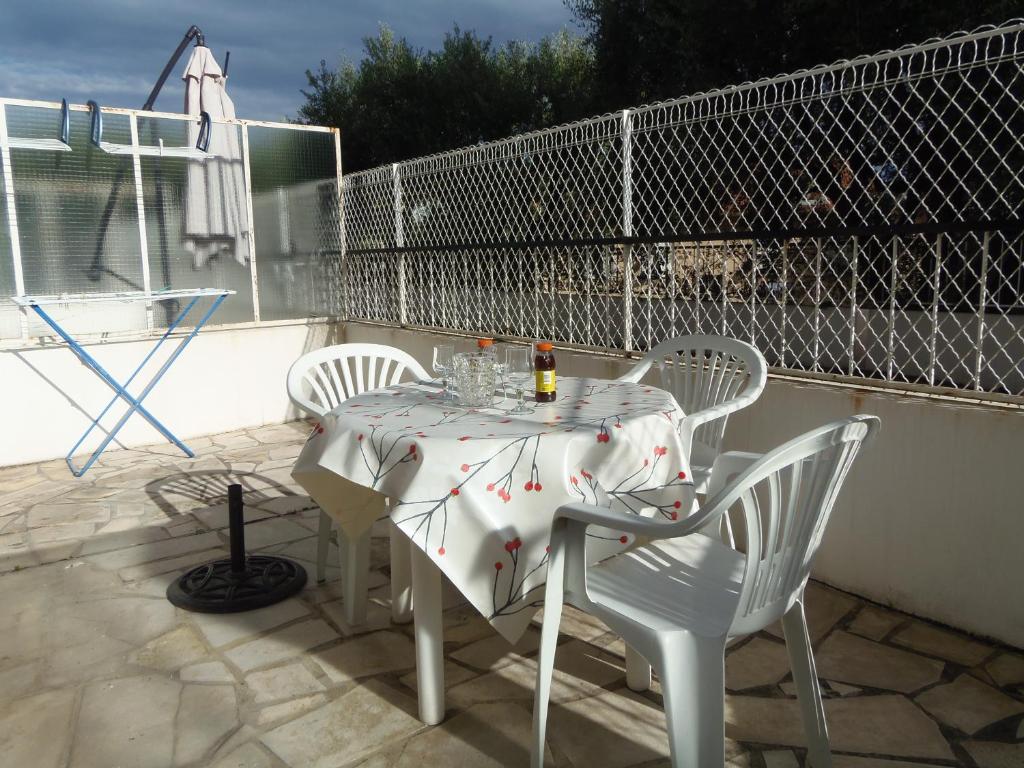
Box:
<box><xmin>0</xmin><ymin>0</ymin><xmax>576</xmax><ymax>120</ymax></box>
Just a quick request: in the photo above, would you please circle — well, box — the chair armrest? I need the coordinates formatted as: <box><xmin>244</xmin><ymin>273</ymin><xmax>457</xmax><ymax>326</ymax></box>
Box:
<box><xmin>616</xmin><ymin>357</ymin><xmax>653</xmax><ymax>384</ymax></box>
<box><xmin>555</xmin><ymin>500</ymin><xmax>708</xmax><ymax>539</ymax></box>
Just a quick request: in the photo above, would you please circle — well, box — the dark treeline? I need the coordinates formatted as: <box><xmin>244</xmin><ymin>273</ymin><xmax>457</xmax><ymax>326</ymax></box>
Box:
<box><xmin>299</xmin><ymin>1</ymin><xmax>1023</xmax><ymax>172</ymax></box>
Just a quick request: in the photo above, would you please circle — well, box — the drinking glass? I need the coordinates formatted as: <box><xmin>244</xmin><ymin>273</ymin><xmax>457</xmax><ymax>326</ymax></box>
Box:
<box><xmin>433</xmin><ymin>344</ymin><xmax>455</xmax><ymax>401</ymax></box>
<box><xmin>504</xmin><ymin>346</ymin><xmax>533</xmax><ymax>415</ymax></box>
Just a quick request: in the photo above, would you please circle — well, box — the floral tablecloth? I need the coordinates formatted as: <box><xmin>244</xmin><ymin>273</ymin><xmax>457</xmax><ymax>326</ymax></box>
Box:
<box><xmin>292</xmin><ymin>376</ymin><xmax>694</xmax><ymax>641</ymax></box>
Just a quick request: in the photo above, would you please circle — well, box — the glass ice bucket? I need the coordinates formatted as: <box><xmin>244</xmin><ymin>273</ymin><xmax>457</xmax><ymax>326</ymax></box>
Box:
<box><xmin>452</xmin><ymin>351</ymin><xmax>498</xmax><ymax>408</ymax></box>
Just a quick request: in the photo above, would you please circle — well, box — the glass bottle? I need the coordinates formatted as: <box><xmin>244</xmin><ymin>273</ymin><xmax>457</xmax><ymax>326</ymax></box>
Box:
<box><xmin>534</xmin><ymin>342</ymin><xmax>556</xmax><ymax>403</ymax></box>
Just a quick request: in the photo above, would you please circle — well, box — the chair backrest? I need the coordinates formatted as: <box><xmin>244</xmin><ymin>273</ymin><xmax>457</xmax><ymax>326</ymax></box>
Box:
<box><xmin>623</xmin><ymin>335</ymin><xmax>767</xmax><ymax>456</ymax></box>
<box><xmin>698</xmin><ymin>415</ymin><xmax>879</xmax><ymax>636</ymax></box>
<box><xmin>286</xmin><ymin>343</ymin><xmax>430</xmax><ymax>418</ymax></box>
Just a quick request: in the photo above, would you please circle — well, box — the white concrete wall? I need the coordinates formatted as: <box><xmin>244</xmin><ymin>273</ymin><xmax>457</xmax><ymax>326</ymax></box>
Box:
<box><xmin>0</xmin><ymin>321</ymin><xmax>341</xmax><ymax>467</ymax></box>
<box><xmin>4</xmin><ymin>318</ymin><xmax>1020</xmax><ymax>647</ymax></box>
<box><xmin>342</xmin><ymin>322</ymin><xmax>1024</xmax><ymax>648</ymax></box>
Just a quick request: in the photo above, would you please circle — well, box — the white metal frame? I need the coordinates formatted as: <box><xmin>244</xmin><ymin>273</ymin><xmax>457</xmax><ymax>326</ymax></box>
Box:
<box><xmin>0</xmin><ymin>96</ymin><xmax>341</xmax><ymax>345</ymax></box>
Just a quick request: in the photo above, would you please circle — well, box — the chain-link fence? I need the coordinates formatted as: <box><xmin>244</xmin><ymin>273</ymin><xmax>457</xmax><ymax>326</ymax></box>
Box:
<box><xmin>344</xmin><ymin>21</ymin><xmax>1024</xmax><ymax>399</ymax></box>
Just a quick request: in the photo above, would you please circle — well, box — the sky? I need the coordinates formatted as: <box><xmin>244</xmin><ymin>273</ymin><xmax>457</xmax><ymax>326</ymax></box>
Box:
<box><xmin>0</xmin><ymin>0</ymin><xmax>578</xmax><ymax>122</ymax></box>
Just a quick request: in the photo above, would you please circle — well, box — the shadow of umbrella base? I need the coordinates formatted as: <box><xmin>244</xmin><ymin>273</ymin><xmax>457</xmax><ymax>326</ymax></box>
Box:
<box><xmin>167</xmin><ymin>555</ymin><xmax>307</xmax><ymax>613</ymax></box>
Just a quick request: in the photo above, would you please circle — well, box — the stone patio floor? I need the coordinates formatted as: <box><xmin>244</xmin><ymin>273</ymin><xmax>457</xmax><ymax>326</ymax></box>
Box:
<box><xmin>0</xmin><ymin>421</ymin><xmax>1022</xmax><ymax>768</ymax></box>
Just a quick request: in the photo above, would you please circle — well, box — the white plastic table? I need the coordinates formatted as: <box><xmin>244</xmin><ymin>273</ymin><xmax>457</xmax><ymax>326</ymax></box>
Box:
<box><xmin>292</xmin><ymin>376</ymin><xmax>694</xmax><ymax>723</ymax></box>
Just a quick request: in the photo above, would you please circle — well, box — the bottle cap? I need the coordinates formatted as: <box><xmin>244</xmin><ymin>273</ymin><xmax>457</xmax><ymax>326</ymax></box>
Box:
<box><xmin>536</xmin><ymin>342</ymin><xmax>553</xmax><ymax>352</ymax></box>
<box><xmin>477</xmin><ymin>338</ymin><xmax>494</xmax><ymax>348</ymax></box>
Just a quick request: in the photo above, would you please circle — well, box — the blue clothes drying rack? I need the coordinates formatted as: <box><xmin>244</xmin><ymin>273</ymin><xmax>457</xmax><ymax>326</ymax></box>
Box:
<box><xmin>12</xmin><ymin>288</ymin><xmax>234</xmax><ymax>477</ymax></box>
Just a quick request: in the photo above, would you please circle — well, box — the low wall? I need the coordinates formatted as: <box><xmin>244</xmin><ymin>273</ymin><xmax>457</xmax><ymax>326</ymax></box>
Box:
<box><xmin>342</xmin><ymin>322</ymin><xmax>1024</xmax><ymax>649</ymax></box>
<box><xmin>0</xmin><ymin>320</ymin><xmax>340</xmax><ymax>467</ymax></box>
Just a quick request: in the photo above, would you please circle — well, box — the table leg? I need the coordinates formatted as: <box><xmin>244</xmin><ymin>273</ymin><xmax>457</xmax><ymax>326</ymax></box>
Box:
<box><xmin>410</xmin><ymin>544</ymin><xmax>445</xmax><ymax>725</ymax></box>
<box><xmin>389</xmin><ymin>520</ymin><xmax>413</xmax><ymax>624</ymax></box>
<box><xmin>340</xmin><ymin>527</ymin><xmax>370</xmax><ymax>626</ymax></box>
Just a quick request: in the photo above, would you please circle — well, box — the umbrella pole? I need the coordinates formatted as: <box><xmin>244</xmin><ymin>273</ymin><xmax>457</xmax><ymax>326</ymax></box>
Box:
<box><xmin>89</xmin><ymin>25</ymin><xmax>206</xmax><ymax>292</ymax></box>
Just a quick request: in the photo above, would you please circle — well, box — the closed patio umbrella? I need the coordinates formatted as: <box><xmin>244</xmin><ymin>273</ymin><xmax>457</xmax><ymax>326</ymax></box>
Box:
<box><xmin>182</xmin><ymin>45</ymin><xmax>250</xmax><ymax>269</ymax></box>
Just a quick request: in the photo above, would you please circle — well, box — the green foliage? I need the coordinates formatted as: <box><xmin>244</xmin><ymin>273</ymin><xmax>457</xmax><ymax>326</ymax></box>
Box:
<box><xmin>298</xmin><ymin>4</ymin><xmax>1024</xmax><ymax>171</ymax></box>
<box><xmin>298</xmin><ymin>26</ymin><xmax>596</xmax><ymax>172</ymax></box>
<box><xmin>567</xmin><ymin>0</ymin><xmax>1024</xmax><ymax>110</ymax></box>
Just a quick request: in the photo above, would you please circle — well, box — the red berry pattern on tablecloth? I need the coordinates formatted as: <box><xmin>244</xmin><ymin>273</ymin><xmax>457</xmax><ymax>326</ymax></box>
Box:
<box><xmin>318</xmin><ymin>377</ymin><xmax>692</xmax><ymax>629</ymax></box>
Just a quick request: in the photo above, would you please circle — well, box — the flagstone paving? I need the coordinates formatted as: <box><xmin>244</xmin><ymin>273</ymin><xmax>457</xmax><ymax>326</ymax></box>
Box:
<box><xmin>0</xmin><ymin>421</ymin><xmax>1021</xmax><ymax>767</ymax></box>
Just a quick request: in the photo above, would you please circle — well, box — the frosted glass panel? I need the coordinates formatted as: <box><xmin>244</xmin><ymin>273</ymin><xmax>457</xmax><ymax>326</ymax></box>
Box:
<box><xmin>137</xmin><ymin>116</ymin><xmax>254</xmax><ymax>326</ymax></box>
<box><xmin>8</xmin><ymin>105</ymin><xmax>146</xmax><ymax>336</ymax></box>
<box><xmin>248</xmin><ymin>127</ymin><xmax>342</xmax><ymax>321</ymax></box>
<box><xmin>1</xmin><ymin>102</ymin><xmax>339</xmax><ymax>337</ymax></box>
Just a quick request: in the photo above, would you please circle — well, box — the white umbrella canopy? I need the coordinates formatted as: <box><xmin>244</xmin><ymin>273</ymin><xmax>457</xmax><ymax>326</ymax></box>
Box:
<box><xmin>182</xmin><ymin>45</ymin><xmax>250</xmax><ymax>269</ymax></box>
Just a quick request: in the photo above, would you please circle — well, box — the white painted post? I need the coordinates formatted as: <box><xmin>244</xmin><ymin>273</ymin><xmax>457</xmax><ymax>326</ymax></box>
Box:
<box><xmin>0</xmin><ymin>104</ymin><xmax>28</xmax><ymax>340</ymax></box>
<box><xmin>927</xmin><ymin>234</ymin><xmax>943</xmax><ymax>387</ymax></box>
<box><xmin>128</xmin><ymin>114</ymin><xmax>153</xmax><ymax>332</ymax></box>
<box><xmin>393</xmin><ymin>162</ymin><xmax>407</xmax><ymax>326</ymax></box>
<box><xmin>887</xmin><ymin>238</ymin><xmax>898</xmax><ymax>382</ymax></box>
<box><xmin>973</xmin><ymin>230</ymin><xmax>991</xmax><ymax>390</ymax></box>
<box><xmin>334</xmin><ymin>129</ymin><xmax>348</xmax><ymax>320</ymax></box>
<box><xmin>813</xmin><ymin>237</ymin><xmax>823</xmax><ymax>370</ymax></box>
<box><xmin>240</xmin><ymin>124</ymin><xmax>261</xmax><ymax>322</ymax></box>
<box><xmin>847</xmin><ymin>237</ymin><xmax>859</xmax><ymax>377</ymax></box>
<box><xmin>621</xmin><ymin>108</ymin><xmax>634</xmax><ymax>352</ymax></box>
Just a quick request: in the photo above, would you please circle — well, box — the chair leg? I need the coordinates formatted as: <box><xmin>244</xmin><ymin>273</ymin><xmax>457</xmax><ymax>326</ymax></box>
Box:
<box><xmin>783</xmin><ymin>599</ymin><xmax>832</xmax><ymax>768</ymax></box>
<box><xmin>315</xmin><ymin>511</ymin><xmax>332</xmax><ymax>584</ymax></box>
<box><xmin>531</xmin><ymin>591</ymin><xmax>562</xmax><ymax>768</ymax></box>
<box><xmin>625</xmin><ymin>643</ymin><xmax>652</xmax><ymax>692</ymax></box>
<box><xmin>339</xmin><ymin>527</ymin><xmax>371</xmax><ymax>626</ymax></box>
<box><xmin>389</xmin><ymin>520</ymin><xmax>413</xmax><ymax>623</ymax></box>
<box><xmin>657</xmin><ymin>632</ymin><xmax>726</xmax><ymax>768</ymax></box>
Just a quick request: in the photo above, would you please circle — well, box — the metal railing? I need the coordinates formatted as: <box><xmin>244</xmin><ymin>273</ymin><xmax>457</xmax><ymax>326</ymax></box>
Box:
<box><xmin>343</xmin><ymin>21</ymin><xmax>1024</xmax><ymax>399</ymax></box>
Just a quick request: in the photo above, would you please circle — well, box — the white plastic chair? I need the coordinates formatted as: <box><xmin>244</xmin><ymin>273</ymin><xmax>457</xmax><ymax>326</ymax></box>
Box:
<box><xmin>618</xmin><ymin>335</ymin><xmax>768</xmax><ymax>493</ymax></box>
<box><xmin>286</xmin><ymin>343</ymin><xmax>430</xmax><ymax>625</ymax></box>
<box><xmin>532</xmin><ymin>415</ymin><xmax>880</xmax><ymax>768</ymax></box>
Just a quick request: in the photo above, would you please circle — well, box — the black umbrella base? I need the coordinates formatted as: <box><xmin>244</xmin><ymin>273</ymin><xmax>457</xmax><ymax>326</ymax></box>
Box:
<box><xmin>167</xmin><ymin>555</ymin><xmax>307</xmax><ymax>613</ymax></box>
<box><xmin>166</xmin><ymin>482</ymin><xmax>308</xmax><ymax>613</ymax></box>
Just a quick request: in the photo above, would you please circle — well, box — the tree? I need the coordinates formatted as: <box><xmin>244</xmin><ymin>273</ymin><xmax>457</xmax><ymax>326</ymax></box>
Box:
<box><xmin>298</xmin><ymin>26</ymin><xmax>596</xmax><ymax>172</ymax></box>
<box><xmin>566</xmin><ymin>0</ymin><xmax>1024</xmax><ymax>110</ymax></box>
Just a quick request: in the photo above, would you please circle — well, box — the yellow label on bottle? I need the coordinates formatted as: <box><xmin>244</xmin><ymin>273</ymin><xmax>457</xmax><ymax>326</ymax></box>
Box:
<box><xmin>535</xmin><ymin>369</ymin><xmax>556</xmax><ymax>393</ymax></box>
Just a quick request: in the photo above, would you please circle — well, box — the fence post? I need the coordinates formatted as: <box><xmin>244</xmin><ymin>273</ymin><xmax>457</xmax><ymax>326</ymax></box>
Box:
<box><xmin>620</xmin><ymin>108</ymin><xmax>634</xmax><ymax>352</ymax></box>
<box><xmin>720</xmin><ymin>244</ymin><xmax>728</xmax><ymax>336</ymax></box>
<box><xmin>927</xmin><ymin>234</ymin><xmax>943</xmax><ymax>386</ymax></box>
<box><xmin>847</xmin><ymin>237</ymin><xmax>859</xmax><ymax>377</ymax></box>
<box><xmin>749</xmin><ymin>242</ymin><xmax>757</xmax><ymax>345</ymax></box>
<box><xmin>393</xmin><ymin>162</ymin><xmax>407</xmax><ymax>327</ymax></box>
<box><xmin>781</xmin><ymin>241</ymin><xmax>789</xmax><ymax>369</ymax></box>
<box><xmin>128</xmin><ymin>114</ymin><xmax>153</xmax><ymax>332</ymax></box>
<box><xmin>0</xmin><ymin>104</ymin><xmax>28</xmax><ymax>340</ymax></box>
<box><xmin>813</xmin><ymin>237</ymin><xmax>823</xmax><ymax>370</ymax></box>
<box><xmin>973</xmin><ymin>230</ymin><xmax>991</xmax><ymax>390</ymax></box>
<box><xmin>241</xmin><ymin>124</ymin><xmax>261</xmax><ymax>323</ymax></box>
<box><xmin>886</xmin><ymin>237</ymin><xmax>898</xmax><ymax>382</ymax></box>
<box><xmin>334</xmin><ymin>129</ymin><xmax>347</xmax><ymax>320</ymax></box>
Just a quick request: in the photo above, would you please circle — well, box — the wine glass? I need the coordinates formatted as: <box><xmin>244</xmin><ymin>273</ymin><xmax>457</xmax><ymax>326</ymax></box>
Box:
<box><xmin>433</xmin><ymin>344</ymin><xmax>455</xmax><ymax>402</ymax></box>
<box><xmin>504</xmin><ymin>346</ymin><xmax>533</xmax><ymax>415</ymax></box>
